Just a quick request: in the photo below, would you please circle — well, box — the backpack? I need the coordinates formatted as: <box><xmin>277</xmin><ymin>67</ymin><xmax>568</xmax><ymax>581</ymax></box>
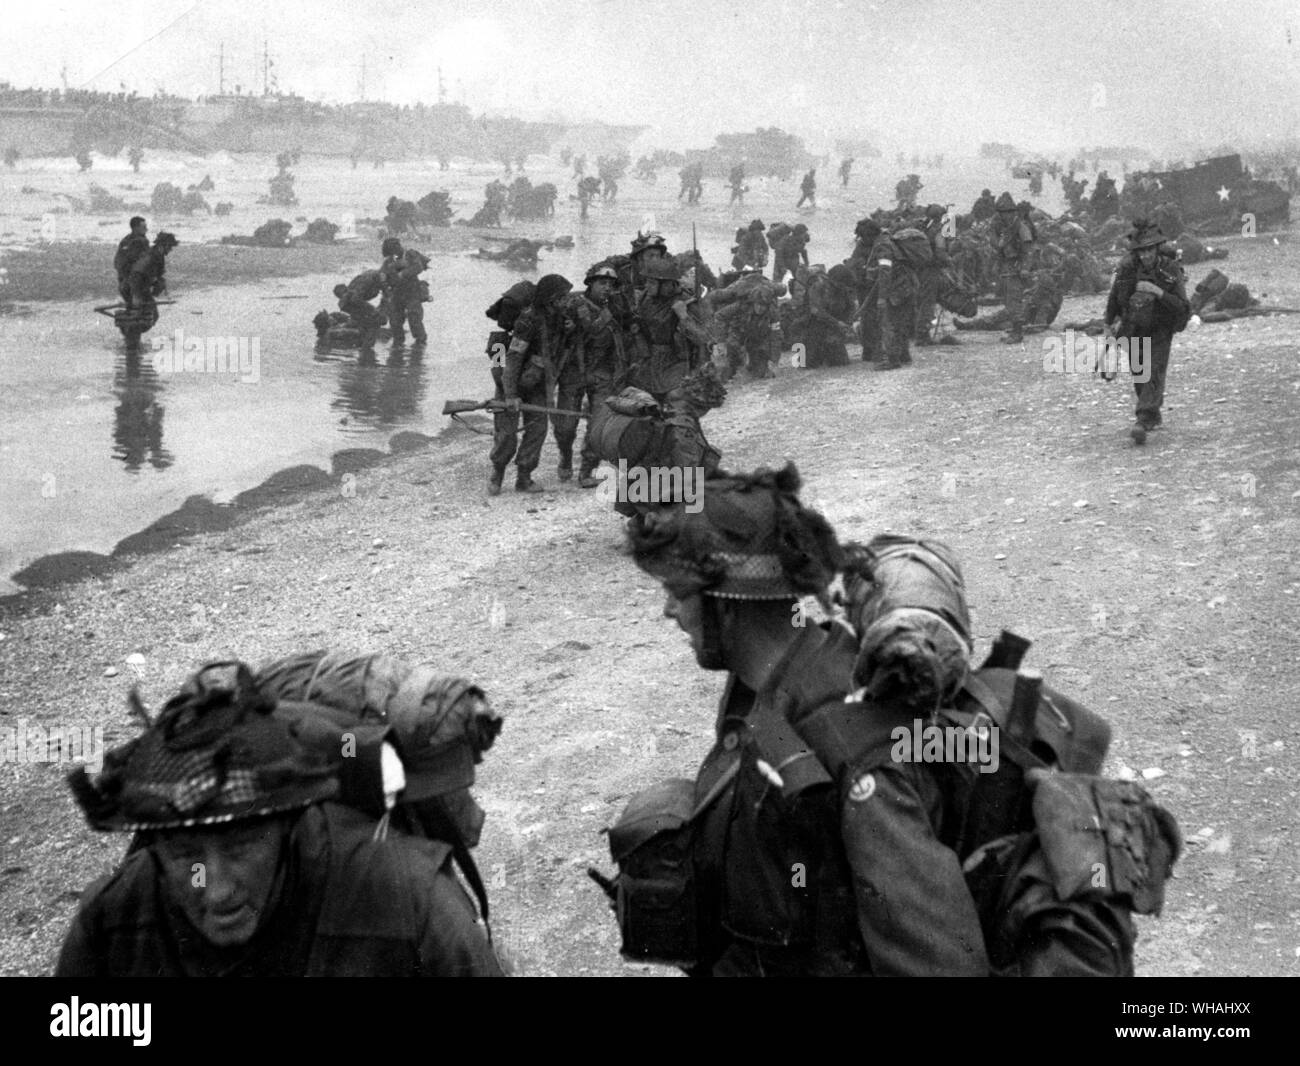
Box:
<box><xmin>254</xmin><ymin>650</ymin><xmax>503</xmax><ymax>924</ymax></box>
<box><xmin>891</xmin><ymin>227</ymin><xmax>935</xmax><ymax>269</ymax></box>
<box><xmin>767</xmin><ymin>222</ymin><xmax>793</xmax><ymax>246</ymax></box>
<box><xmin>587</xmin><ymin>389</ymin><xmax>671</xmax><ymax>466</ymax></box>
<box><xmin>485</xmin><ymin>280</ymin><xmax>536</xmax><ymax>331</ymax></box>
<box><xmin>843</xmin><ymin>534</ymin><xmax>973</xmax><ymax>711</ymax></box>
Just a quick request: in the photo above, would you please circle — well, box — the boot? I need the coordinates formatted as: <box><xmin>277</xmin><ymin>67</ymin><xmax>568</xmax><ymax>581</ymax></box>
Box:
<box><xmin>488</xmin><ymin>467</ymin><xmax>505</xmax><ymax>496</ymax></box>
<box><xmin>1001</xmin><ymin>329</ymin><xmax>1024</xmax><ymax>344</ymax></box>
<box><xmin>872</xmin><ymin>361</ymin><xmax>902</xmax><ymax>372</ymax></box>
<box><xmin>1129</xmin><ymin>421</ymin><xmax>1147</xmax><ymax>445</ymax></box>
<box><xmin>516</xmin><ymin>475</ymin><xmax>545</xmax><ymax>493</ymax></box>
<box><xmin>578</xmin><ymin>465</ymin><xmax>604</xmax><ymax>489</ymax></box>
<box><xmin>557</xmin><ymin>449</ymin><xmax>573</xmax><ymax>482</ymax></box>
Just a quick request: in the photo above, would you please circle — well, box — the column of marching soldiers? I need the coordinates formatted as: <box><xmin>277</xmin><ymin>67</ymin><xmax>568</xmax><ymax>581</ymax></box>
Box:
<box><xmin>68</xmin><ymin>188</ymin><xmax>1186</xmax><ymax>978</ymax></box>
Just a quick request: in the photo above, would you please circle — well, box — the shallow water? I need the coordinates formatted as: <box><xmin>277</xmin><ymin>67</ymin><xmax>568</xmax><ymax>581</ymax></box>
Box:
<box><xmin>0</xmin><ymin>149</ymin><xmax>1009</xmax><ymax>594</ymax></box>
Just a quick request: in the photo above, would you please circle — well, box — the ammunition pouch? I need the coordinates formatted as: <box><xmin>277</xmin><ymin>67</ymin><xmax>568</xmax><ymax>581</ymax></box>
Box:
<box><xmin>1029</xmin><ymin>771</ymin><xmax>1181</xmax><ymax>916</ymax></box>
<box><xmin>604</xmin><ymin>776</ymin><xmax>720</xmax><ymax>967</ymax></box>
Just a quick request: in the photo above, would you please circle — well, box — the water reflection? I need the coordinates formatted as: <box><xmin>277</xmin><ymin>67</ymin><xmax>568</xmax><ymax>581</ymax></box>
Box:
<box><xmin>112</xmin><ymin>351</ymin><xmax>174</xmax><ymax>473</ymax></box>
<box><xmin>330</xmin><ymin>347</ymin><xmax>428</xmax><ymax>427</ymax></box>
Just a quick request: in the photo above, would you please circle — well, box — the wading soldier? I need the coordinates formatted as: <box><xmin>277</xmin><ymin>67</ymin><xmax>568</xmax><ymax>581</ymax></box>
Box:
<box><xmin>57</xmin><ymin>663</ymin><xmax>504</xmax><ymax>976</ymax></box>
<box><xmin>127</xmin><ymin>232</ymin><xmax>178</xmax><ymax>335</ymax></box>
<box><xmin>114</xmin><ymin>216</ymin><xmax>150</xmax><ymax>308</ymax></box>
<box><xmin>1104</xmin><ymin>221</ymin><xmax>1190</xmax><ymax>445</ymax></box>
<box><xmin>333</xmin><ymin>268</ymin><xmax>386</xmax><ymax>352</ymax></box>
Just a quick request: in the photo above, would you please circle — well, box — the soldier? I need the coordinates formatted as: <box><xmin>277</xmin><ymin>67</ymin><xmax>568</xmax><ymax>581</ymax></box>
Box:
<box><xmin>990</xmin><ymin>192</ymin><xmax>1035</xmax><ymax>343</ymax></box>
<box><xmin>602</xmin><ymin>464</ymin><xmax>1180</xmax><ymax>976</ymax></box>
<box><xmin>114</xmin><ymin>216</ymin><xmax>150</xmax><ymax>309</ymax></box>
<box><xmin>797</xmin><ymin>168</ymin><xmax>817</xmax><ymax>208</ymax></box>
<box><xmin>332</xmin><ymin>268</ymin><xmax>385</xmax><ymax>352</ymax></box>
<box><xmin>970</xmin><ymin>188</ymin><xmax>997</xmax><ymax>222</ymax></box>
<box><xmin>913</xmin><ymin>203</ymin><xmax>950</xmax><ymax>345</ymax></box>
<box><xmin>56</xmin><ymin>663</ymin><xmax>503</xmax><ymax>977</ymax></box>
<box><xmin>491</xmin><ymin>273</ymin><xmax>574</xmax><ymax>493</ymax></box>
<box><xmin>839</xmin><ymin>157</ymin><xmax>853</xmax><ymax>187</ymax></box>
<box><xmin>388</xmin><ymin>248</ymin><xmax>430</xmax><ymax>350</ymax></box>
<box><xmin>731</xmin><ymin>219</ymin><xmax>769</xmax><ymax>271</ymax></box>
<box><xmin>714</xmin><ymin>277</ymin><xmax>782</xmax><ymax>380</ymax></box>
<box><xmin>1104</xmin><ymin>221</ymin><xmax>1190</xmax><ymax>445</ymax></box>
<box><xmin>728</xmin><ymin>162</ymin><xmax>746</xmax><ymax>205</ymax></box>
<box><xmin>631</xmin><ymin>258</ymin><xmax>710</xmax><ymax>402</ymax></box>
<box><xmin>678</xmin><ymin>164</ymin><xmax>694</xmax><ymax>202</ymax></box>
<box><xmin>567</xmin><ymin>265</ymin><xmax>631</xmax><ymax>487</ymax></box>
<box><xmin>799</xmin><ymin>264</ymin><xmax>858</xmax><ymax>367</ymax></box>
<box><xmin>126</xmin><ymin>232</ymin><xmax>178</xmax><ymax>337</ymax></box>
<box><xmin>771</xmin><ymin>222</ymin><xmax>810</xmax><ymax>285</ymax></box>
<box><xmin>855</xmin><ymin>219</ymin><xmax>917</xmax><ymax>371</ymax></box>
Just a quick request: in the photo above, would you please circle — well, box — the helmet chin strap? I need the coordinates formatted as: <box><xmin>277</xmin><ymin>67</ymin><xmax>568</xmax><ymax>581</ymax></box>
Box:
<box><xmin>697</xmin><ymin>596</ymin><xmax>729</xmax><ymax>671</ymax></box>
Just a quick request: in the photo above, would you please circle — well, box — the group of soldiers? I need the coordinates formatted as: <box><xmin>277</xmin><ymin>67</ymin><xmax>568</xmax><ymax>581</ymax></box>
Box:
<box><xmin>58</xmin><ymin>472</ymin><xmax>1183</xmax><ymax>978</ymax></box>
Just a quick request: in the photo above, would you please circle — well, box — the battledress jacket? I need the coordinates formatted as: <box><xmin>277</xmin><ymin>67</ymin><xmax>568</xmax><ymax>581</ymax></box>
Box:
<box><xmin>687</xmin><ymin>623</ymin><xmax>990</xmax><ymax>977</ymax></box>
<box><xmin>55</xmin><ymin>802</ymin><xmax>504</xmax><ymax>977</ymax></box>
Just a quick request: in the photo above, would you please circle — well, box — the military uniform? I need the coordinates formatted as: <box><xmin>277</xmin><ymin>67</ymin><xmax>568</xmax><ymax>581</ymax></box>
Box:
<box><xmin>561</xmin><ymin>276</ymin><xmax>629</xmax><ymax>483</ymax></box>
<box><xmin>859</xmin><ymin>228</ymin><xmax>918</xmax><ymax>369</ymax></box>
<box><xmin>493</xmin><ymin>295</ymin><xmax>565</xmax><ymax>490</ymax></box>
<box><xmin>798</xmin><ymin>268</ymin><xmax>854</xmax><ymax>368</ymax></box>
<box><xmin>1104</xmin><ymin>225</ymin><xmax>1190</xmax><ymax>442</ymax></box>
<box><xmin>338</xmin><ymin>269</ymin><xmax>385</xmax><ymax>349</ymax></box>
<box><xmin>990</xmin><ymin>193</ymin><xmax>1035</xmax><ymax>342</ymax></box>
<box><xmin>387</xmin><ymin>250</ymin><xmax>429</xmax><ymax>348</ymax></box>
<box><xmin>771</xmin><ymin>226</ymin><xmax>809</xmax><ymax>285</ymax></box>
<box><xmin>57</xmin><ymin>804</ymin><xmax>501</xmax><ymax>977</ymax></box>
<box><xmin>631</xmin><ymin>262</ymin><xmax>709</xmax><ymax>401</ymax></box>
<box><xmin>114</xmin><ymin>228</ymin><xmax>150</xmax><ymax>306</ymax></box>
<box><xmin>796</xmin><ymin>169</ymin><xmax>816</xmax><ymax>208</ymax></box>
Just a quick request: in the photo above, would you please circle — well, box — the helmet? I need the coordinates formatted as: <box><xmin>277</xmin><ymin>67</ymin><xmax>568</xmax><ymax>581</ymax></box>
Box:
<box><xmin>793</xmin><ymin>223</ymin><xmax>808</xmax><ymax>235</ymax></box>
<box><xmin>381</xmin><ymin>236</ymin><xmax>403</xmax><ymax>257</ymax></box>
<box><xmin>924</xmin><ymin>203</ymin><xmax>946</xmax><ymax>220</ymax></box>
<box><xmin>155</xmin><ymin>231</ymin><xmax>179</xmax><ymax>249</ymax></box>
<box><xmin>1127</xmin><ymin>219</ymin><xmax>1166</xmax><ymax>250</ymax></box>
<box><xmin>631</xmin><ymin>233</ymin><xmax>668</xmax><ymax>257</ymax></box>
<box><xmin>584</xmin><ymin>264</ymin><xmax>620</xmax><ymax>286</ymax></box>
<box><xmin>627</xmin><ymin>463</ymin><xmax>842</xmax><ymax>603</ymax></box>
<box><xmin>995</xmin><ymin>192</ymin><xmax>1017</xmax><ymax>212</ymax></box>
<box><xmin>749</xmin><ymin>219</ymin><xmax>766</xmax><ymax>231</ymax></box>
<box><xmin>67</xmin><ymin>662</ymin><xmax>338</xmax><ymax>832</ymax></box>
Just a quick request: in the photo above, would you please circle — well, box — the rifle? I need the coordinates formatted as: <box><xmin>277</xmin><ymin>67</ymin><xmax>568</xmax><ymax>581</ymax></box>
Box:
<box><xmin>691</xmin><ymin>222</ymin><xmax>708</xmax><ymax>369</ymax></box>
<box><xmin>442</xmin><ymin>398</ymin><xmax>589</xmax><ymax>419</ymax></box>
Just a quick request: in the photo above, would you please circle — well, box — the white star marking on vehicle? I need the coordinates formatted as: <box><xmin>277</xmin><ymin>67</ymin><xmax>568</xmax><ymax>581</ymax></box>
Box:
<box><xmin>1217</xmin><ymin>185</ymin><xmax>1231</xmax><ymax>201</ymax></box>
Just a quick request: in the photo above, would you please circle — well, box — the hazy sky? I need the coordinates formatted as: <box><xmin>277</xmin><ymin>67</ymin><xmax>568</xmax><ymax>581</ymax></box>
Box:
<box><xmin>3</xmin><ymin>0</ymin><xmax>1298</xmax><ymax>153</ymax></box>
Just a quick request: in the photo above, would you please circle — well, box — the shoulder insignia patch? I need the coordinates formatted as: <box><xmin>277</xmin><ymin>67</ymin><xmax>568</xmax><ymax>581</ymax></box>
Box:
<box><xmin>848</xmin><ymin>772</ymin><xmax>877</xmax><ymax>802</ymax></box>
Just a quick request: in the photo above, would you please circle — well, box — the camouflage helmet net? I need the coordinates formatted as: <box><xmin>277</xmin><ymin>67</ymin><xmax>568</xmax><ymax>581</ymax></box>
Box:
<box><xmin>628</xmin><ymin>462</ymin><xmax>843</xmax><ymax>603</ymax></box>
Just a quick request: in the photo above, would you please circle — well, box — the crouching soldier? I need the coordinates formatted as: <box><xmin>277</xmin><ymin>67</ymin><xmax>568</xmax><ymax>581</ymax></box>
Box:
<box><xmin>333</xmin><ymin>268</ymin><xmax>386</xmax><ymax>352</ymax></box>
<box><xmin>57</xmin><ymin>662</ymin><xmax>505</xmax><ymax>976</ymax></box>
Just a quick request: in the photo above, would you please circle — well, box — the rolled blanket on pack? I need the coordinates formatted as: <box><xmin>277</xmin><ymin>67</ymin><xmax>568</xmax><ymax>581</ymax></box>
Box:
<box><xmin>255</xmin><ymin>650</ymin><xmax>504</xmax><ymax>789</ymax></box>
<box><xmin>843</xmin><ymin>535</ymin><xmax>973</xmax><ymax>712</ymax></box>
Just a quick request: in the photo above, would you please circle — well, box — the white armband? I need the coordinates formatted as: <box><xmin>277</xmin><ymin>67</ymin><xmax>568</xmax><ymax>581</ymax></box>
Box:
<box><xmin>878</xmin><ymin>258</ymin><xmax>893</xmax><ymax>267</ymax></box>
